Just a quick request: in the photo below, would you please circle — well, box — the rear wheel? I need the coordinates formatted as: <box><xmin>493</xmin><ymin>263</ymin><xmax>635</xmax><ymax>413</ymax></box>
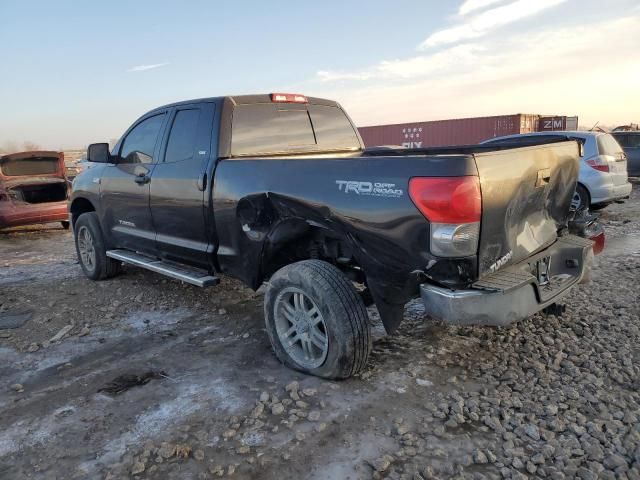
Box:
<box><xmin>264</xmin><ymin>260</ymin><xmax>371</xmax><ymax>379</ymax></box>
<box><xmin>60</xmin><ymin>221</ymin><xmax>70</xmax><ymax>230</ymax></box>
<box><xmin>571</xmin><ymin>184</ymin><xmax>590</xmax><ymax>212</ymax></box>
<box><xmin>74</xmin><ymin>212</ymin><xmax>121</xmax><ymax>280</ymax></box>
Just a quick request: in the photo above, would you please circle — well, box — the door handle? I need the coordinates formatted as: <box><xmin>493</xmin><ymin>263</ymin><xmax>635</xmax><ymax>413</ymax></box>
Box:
<box><xmin>197</xmin><ymin>172</ymin><xmax>207</xmax><ymax>191</ymax></box>
<box><xmin>134</xmin><ymin>173</ymin><xmax>151</xmax><ymax>185</ymax></box>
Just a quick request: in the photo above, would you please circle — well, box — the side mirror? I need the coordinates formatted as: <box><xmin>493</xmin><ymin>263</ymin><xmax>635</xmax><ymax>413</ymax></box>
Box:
<box><xmin>87</xmin><ymin>143</ymin><xmax>111</xmax><ymax>163</ymax></box>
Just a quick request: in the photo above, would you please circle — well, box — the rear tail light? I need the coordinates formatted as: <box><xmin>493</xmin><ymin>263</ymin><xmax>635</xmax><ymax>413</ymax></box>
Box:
<box><xmin>270</xmin><ymin>93</ymin><xmax>308</xmax><ymax>103</ymax></box>
<box><xmin>409</xmin><ymin>176</ymin><xmax>481</xmax><ymax>257</ymax></box>
<box><xmin>590</xmin><ymin>231</ymin><xmax>605</xmax><ymax>255</ymax></box>
<box><xmin>585</xmin><ymin>155</ymin><xmax>610</xmax><ymax>172</ymax></box>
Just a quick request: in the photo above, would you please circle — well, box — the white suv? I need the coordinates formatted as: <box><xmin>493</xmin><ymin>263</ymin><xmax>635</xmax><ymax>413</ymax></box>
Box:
<box><xmin>482</xmin><ymin>131</ymin><xmax>632</xmax><ymax>210</ymax></box>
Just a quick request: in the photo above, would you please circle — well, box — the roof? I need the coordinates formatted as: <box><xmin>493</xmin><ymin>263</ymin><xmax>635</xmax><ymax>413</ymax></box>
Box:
<box><xmin>482</xmin><ymin>131</ymin><xmax>604</xmax><ymax>143</ymax></box>
<box><xmin>148</xmin><ymin>94</ymin><xmax>338</xmax><ymax>114</ymax></box>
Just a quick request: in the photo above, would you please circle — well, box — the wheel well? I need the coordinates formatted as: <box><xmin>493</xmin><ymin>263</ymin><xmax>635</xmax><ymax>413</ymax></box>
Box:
<box><xmin>260</xmin><ymin>226</ymin><xmax>407</xmax><ymax>334</ymax></box>
<box><xmin>576</xmin><ymin>182</ymin><xmax>591</xmax><ymax>204</ymax></box>
<box><xmin>70</xmin><ymin>197</ymin><xmax>96</xmax><ymax>227</ymax></box>
<box><xmin>260</xmin><ymin>224</ymin><xmax>364</xmax><ymax>285</ymax></box>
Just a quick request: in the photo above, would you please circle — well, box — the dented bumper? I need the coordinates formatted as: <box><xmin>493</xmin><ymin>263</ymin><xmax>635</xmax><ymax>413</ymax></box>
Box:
<box><xmin>420</xmin><ymin>235</ymin><xmax>594</xmax><ymax>326</ymax></box>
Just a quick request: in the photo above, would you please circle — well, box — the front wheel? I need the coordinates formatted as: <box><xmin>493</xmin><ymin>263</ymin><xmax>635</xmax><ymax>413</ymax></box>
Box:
<box><xmin>74</xmin><ymin>212</ymin><xmax>121</xmax><ymax>280</ymax></box>
<box><xmin>264</xmin><ymin>260</ymin><xmax>371</xmax><ymax>379</ymax></box>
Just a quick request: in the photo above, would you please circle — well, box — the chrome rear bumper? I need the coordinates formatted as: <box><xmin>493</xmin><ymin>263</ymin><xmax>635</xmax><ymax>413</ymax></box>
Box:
<box><xmin>420</xmin><ymin>235</ymin><xmax>594</xmax><ymax>326</ymax></box>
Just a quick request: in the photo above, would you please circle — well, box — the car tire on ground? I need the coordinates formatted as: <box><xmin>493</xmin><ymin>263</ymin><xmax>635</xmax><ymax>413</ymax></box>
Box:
<box><xmin>264</xmin><ymin>260</ymin><xmax>371</xmax><ymax>379</ymax></box>
<box><xmin>61</xmin><ymin>221</ymin><xmax>70</xmax><ymax>230</ymax></box>
<box><xmin>73</xmin><ymin>212</ymin><xmax>121</xmax><ymax>280</ymax></box>
<box><xmin>572</xmin><ymin>184</ymin><xmax>590</xmax><ymax>212</ymax></box>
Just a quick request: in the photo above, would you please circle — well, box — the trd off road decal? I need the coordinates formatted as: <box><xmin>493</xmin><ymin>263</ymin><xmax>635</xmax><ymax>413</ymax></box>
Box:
<box><xmin>335</xmin><ymin>180</ymin><xmax>403</xmax><ymax>198</ymax></box>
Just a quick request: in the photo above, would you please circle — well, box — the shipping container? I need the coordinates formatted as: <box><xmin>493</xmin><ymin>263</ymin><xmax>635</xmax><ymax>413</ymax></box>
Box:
<box><xmin>358</xmin><ymin>113</ymin><xmax>577</xmax><ymax>148</ymax></box>
<box><xmin>537</xmin><ymin>116</ymin><xmax>579</xmax><ymax>131</ymax></box>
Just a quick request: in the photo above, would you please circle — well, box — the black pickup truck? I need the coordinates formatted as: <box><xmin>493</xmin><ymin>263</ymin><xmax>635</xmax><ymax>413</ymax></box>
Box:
<box><xmin>70</xmin><ymin>93</ymin><xmax>594</xmax><ymax>379</ymax></box>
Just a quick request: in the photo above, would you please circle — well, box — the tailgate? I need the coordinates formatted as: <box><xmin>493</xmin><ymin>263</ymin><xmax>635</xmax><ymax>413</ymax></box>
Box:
<box><xmin>608</xmin><ymin>152</ymin><xmax>629</xmax><ymax>186</ymax></box>
<box><xmin>474</xmin><ymin>141</ymin><xmax>580</xmax><ymax>277</ymax></box>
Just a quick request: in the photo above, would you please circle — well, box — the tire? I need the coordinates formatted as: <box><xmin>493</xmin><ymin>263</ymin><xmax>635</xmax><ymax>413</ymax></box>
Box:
<box><xmin>73</xmin><ymin>212</ymin><xmax>121</xmax><ymax>280</ymax></box>
<box><xmin>60</xmin><ymin>221</ymin><xmax>70</xmax><ymax>230</ymax></box>
<box><xmin>264</xmin><ymin>260</ymin><xmax>371</xmax><ymax>379</ymax></box>
<box><xmin>572</xmin><ymin>184</ymin><xmax>590</xmax><ymax>212</ymax></box>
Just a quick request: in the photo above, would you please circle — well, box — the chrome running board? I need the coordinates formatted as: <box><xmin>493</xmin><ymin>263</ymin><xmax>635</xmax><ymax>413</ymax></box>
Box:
<box><xmin>106</xmin><ymin>249</ymin><xmax>219</xmax><ymax>287</ymax></box>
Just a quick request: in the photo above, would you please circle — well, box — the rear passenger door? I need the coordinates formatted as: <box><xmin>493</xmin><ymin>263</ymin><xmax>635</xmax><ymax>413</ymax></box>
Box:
<box><xmin>149</xmin><ymin>102</ymin><xmax>216</xmax><ymax>267</ymax></box>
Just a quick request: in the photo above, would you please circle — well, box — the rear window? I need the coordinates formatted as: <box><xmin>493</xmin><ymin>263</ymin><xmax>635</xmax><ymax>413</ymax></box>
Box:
<box><xmin>308</xmin><ymin>105</ymin><xmax>360</xmax><ymax>149</ymax></box>
<box><xmin>231</xmin><ymin>103</ymin><xmax>360</xmax><ymax>156</ymax></box>
<box><xmin>0</xmin><ymin>157</ymin><xmax>59</xmax><ymax>176</ymax></box>
<box><xmin>597</xmin><ymin>134</ymin><xmax>624</xmax><ymax>155</ymax></box>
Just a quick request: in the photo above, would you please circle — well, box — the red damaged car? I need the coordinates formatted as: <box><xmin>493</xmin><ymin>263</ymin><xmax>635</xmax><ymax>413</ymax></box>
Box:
<box><xmin>0</xmin><ymin>151</ymin><xmax>70</xmax><ymax>230</ymax></box>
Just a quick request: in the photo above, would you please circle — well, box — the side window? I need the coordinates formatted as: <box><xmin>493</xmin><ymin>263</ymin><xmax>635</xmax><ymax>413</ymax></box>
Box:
<box><xmin>629</xmin><ymin>135</ymin><xmax>640</xmax><ymax>148</ymax></box>
<box><xmin>164</xmin><ymin>109</ymin><xmax>201</xmax><ymax>163</ymax></box>
<box><xmin>120</xmin><ymin>114</ymin><xmax>165</xmax><ymax>164</ymax></box>
<box><xmin>613</xmin><ymin>135</ymin><xmax>628</xmax><ymax>147</ymax></box>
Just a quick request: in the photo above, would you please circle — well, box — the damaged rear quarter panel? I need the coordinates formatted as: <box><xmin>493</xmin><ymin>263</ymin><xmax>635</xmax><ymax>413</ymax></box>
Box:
<box><xmin>211</xmin><ymin>154</ymin><xmax>479</xmax><ymax>303</ymax></box>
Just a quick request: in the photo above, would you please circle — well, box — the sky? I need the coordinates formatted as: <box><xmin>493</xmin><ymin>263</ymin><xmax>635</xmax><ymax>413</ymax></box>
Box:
<box><xmin>1</xmin><ymin>0</ymin><xmax>639</xmax><ymax>150</ymax></box>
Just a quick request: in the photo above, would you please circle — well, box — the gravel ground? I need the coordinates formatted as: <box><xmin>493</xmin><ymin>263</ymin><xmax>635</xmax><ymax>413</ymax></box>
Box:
<box><xmin>0</xmin><ymin>181</ymin><xmax>638</xmax><ymax>480</ymax></box>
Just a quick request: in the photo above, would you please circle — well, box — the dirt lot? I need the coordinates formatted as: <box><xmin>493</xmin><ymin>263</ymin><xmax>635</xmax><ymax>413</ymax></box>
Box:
<box><xmin>1</xmin><ymin>182</ymin><xmax>639</xmax><ymax>480</ymax></box>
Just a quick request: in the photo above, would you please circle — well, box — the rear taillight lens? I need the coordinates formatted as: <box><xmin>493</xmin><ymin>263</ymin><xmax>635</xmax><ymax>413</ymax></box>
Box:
<box><xmin>585</xmin><ymin>156</ymin><xmax>610</xmax><ymax>173</ymax></box>
<box><xmin>409</xmin><ymin>176</ymin><xmax>481</xmax><ymax>257</ymax></box>
<box><xmin>590</xmin><ymin>231</ymin><xmax>605</xmax><ymax>255</ymax></box>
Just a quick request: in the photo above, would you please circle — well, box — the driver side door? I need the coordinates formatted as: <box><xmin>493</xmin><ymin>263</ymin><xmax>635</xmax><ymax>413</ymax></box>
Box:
<box><xmin>99</xmin><ymin>112</ymin><xmax>168</xmax><ymax>253</ymax></box>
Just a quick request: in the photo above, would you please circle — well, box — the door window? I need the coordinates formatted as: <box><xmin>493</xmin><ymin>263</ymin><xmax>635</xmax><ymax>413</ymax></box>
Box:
<box><xmin>120</xmin><ymin>114</ymin><xmax>165</xmax><ymax>164</ymax></box>
<box><xmin>629</xmin><ymin>135</ymin><xmax>640</xmax><ymax>148</ymax></box>
<box><xmin>613</xmin><ymin>134</ymin><xmax>630</xmax><ymax>147</ymax></box>
<box><xmin>614</xmin><ymin>134</ymin><xmax>640</xmax><ymax>148</ymax></box>
<box><xmin>164</xmin><ymin>109</ymin><xmax>201</xmax><ymax>163</ymax></box>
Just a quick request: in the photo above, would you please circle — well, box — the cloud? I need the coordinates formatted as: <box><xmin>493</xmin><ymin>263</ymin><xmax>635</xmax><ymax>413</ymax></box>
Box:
<box><xmin>420</xmin><ymin>0</ymin><xmax>567</xmax><ymax>48</ymax></box>
<box><xmin>310</xmin><ymin>15</ymin><xmax>640</xmax><ymax>128</ymax></box>
<box><xmin>317</xmin><ymin>70</ymin><xmax>374</xmax><ymax>82</ymax></box>
<box><xmin>126</xmin><ymin>63</ymin><xmax>169</xmax><ymax>73</ymax></box>
<box><xmin>458</xmin><ymin>0</ymin><xmax>505</xmax><ymax>16</ymax></box>
<box><xmin>317</xmin><ymin>44</ymin><xmax>485</xmax><ymax>82</ymax></box>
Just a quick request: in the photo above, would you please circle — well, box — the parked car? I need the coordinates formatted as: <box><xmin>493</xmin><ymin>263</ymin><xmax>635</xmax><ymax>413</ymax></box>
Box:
<box><xmin>482</xmin><ymin>131</ymin><xmax>632</xmax><ymax>210</ymax></box>
<box><xmin>611</xmin><ymin>131</ymin><xmax>640</xmax><ymax>176</ymax></box>
<box><xmin>65</xmin><ymin>157</ymin><xmax>92</xmax><ymax>181</ymax></box>
<box><xmin>0</xmin><ymin>151</ymin><xmax>70</xmax><ymax>230</ymax></box>
<box><xmin>71</xmin><ymin>93</ymin><xmax>593</xmax><ymax>379</ymax></box>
